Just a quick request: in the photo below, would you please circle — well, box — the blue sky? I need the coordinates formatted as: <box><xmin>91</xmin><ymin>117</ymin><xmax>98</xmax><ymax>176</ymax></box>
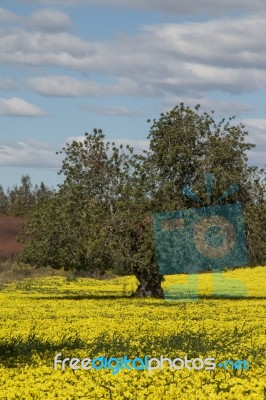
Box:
<box><xmin>0</xmin><ymin>0</ymin><xmax>266</xmax><ymax>190</ymax></box>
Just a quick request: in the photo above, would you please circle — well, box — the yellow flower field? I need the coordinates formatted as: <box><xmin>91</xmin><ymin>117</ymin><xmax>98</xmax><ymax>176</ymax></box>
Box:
<box><xmin>0</xmin><ymin>266</ymin><xmax>265</xmax><ymax>399</ymax></box>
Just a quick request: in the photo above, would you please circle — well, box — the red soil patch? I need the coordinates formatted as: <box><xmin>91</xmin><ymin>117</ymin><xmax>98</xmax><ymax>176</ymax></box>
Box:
<box><xmin>0</xmin><ymin>216</ymin><xmax>25</xmax><ymax>260</ymax></box>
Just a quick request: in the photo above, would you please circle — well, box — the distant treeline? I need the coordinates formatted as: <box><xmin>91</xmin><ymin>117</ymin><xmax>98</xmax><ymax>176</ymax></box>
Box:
<box><xmin>0</xmin><ymin>175</ymin><xmax>53</xmax><ymax>217</ymax></box>
<box><xmin>0</xmin><ymin>175</ymin><xmax>53</xmax><ymax>261</ymax></box>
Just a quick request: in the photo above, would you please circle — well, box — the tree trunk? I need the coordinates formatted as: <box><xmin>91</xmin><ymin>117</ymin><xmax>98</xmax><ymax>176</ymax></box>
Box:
<box><xmin>131</xmin><ymin>271</ymin><xmax>164</xmax><ymax>298</ymax></box>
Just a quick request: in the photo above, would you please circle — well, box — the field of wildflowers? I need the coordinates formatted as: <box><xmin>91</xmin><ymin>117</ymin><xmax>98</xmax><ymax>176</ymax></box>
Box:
<box><xmin>0</xmin><ymin>266</ymin><xmax>265</xmax><ymax>399</ymax></box>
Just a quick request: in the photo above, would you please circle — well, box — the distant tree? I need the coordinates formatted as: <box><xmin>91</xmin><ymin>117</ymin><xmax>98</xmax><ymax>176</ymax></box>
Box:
<box><xmin>4</xmin><ymin>177</ymin><xmax>53</xmax><ymax>216</ymax></box>
<box><xmin>0</xmin><ymin>185</ymin><xmax>8</xmax><ymax>215</ymax></box>
<box><xmin>242</xmin><ymin>166</ymin><xmax>266</xmax><ymax>265</ymax></box>
<box><xmin>7</xmin><ymin>175</ymin><xmax>35</xmax><ymax>216</ymax></box>
<box><xmin>34</xmin><ymin>181</ymin><xmax>54</xmax><ymax>202</ymax></box>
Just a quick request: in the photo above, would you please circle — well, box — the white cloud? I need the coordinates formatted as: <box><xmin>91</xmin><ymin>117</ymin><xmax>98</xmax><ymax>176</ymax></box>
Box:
<box><xmin>247</xmin><ymin>149</ymin><xmax>266</xmax><ymax>167</ymax></box>
<box><xmin>0</xmin><ymin>79</ymin><xmax>18</xmax><ymax>91</ymax></box>
<box><xmin>90</xmin><ymin>0</ymin><xmax>266</xmax><ymax>15</ymax></box>
<box><xmin>20</xmin><ymin>0</ymin><xmax>266</xmax><ymax>15</ymax></box>
<box><xmin>0</xmin><ymin>97</ymin><xmax>48</xmax><ymax>117</ymax></box>
<box><xmin>244</xmin><ymin>119</ymin><xmax>266</xmax><ymax>131</ymax></box>
<box><xmin>28</xmin><ymin>8</ymin><xmax>72</xmax><ymax>32</ymax></box>
<box><xmin>27</xmin><ymin>75</ymin><xmax>158</xmax><ymax>97</ymax></box>
<box><xmin>243</xmin><ymin>119</ymin><xmax>266</xmax><ymax>166</ymax></box>
<box><xmin>23</xmin><ymin>0</ymin><xmax>78</xmax><ymax>4</ymax></box>
<box><xmin>244</xmin><ymin>119</ymin><xmax>266</xmax><ymax>150</ymax></box>
<box><xmin>27</xmin><ymin>75</ymin><xmax>103</xmax><ymax>97</ymax></box>
<box><xmin>80</xmin><ymin>105</ymin><xmax>146</xmax><ymax>117</ymax></box>
<box><xmin>1</xmin><ymin>15</ymin><xmax>266</xmax><ymax>98</ymax></box>
<box><xmin>146</xmin><ymin>65</ymin><xmax>266</xmax><ymax>94</ymax></box>
<box><xmin>143</xmin><ymin>18</ymin><xmax>266</xmax><ymax>69</ymax></box>
<box><xmin>0</xmin><ymin>30</ymin><xmax>94</xmax><ymax>68</ymax></box>
<box><xmin>163</xmin><ymin>95</ymin><xmax>253</xmax><ymax>116</ymax></box>
<box><xmin>0</xmin><ymin>7</ymin><xmax>18</xmax><ymax>22</ymax></box>
<box><xmin>0</xmin><ymin>138</ymin><xmax>61</xmax><ymax>167</ymax></box>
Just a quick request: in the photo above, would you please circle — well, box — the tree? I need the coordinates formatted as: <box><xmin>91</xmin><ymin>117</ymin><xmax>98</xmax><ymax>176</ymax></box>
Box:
<box><xmin>21</xmin><ymin>130</ymin><xmax>133</xmax><ymax>274</ymax></box>
<box><xmin>7</xmin><ymin>175</ymin><xmax>35</xmax><ymax>216</ymax></box>
<box><xmin>21</xmin><ymin>104</ymin><xmax>266</xmax><ymax>297</ymax></box>
<box><xmin>242</xmin><ymin>166</ymin><xmax>266</xmax><ymax>265</ymax></box>
<box><xmin>0</xmin><ymin>185</ymin><xmax>8</xmax><ymax>215</ymax></box>
<box><xmin>34</xmin><ymin>181</ymin><xmax>54</xmax><ymax>202</ymax></box>
<box><xmin>142</xmin><ymin>104</ymin><xmax>265</xmax><ymax>278</ymax></box>
<box><xmin>126</xmin><ymin>103</ymin><xmax>265</xmax><ymax>296</ymax></box>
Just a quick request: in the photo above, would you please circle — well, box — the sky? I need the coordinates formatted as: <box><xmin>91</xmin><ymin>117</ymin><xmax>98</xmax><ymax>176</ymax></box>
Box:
<box><xmin>0</xmin><ymin>0</ymin><xmax>266</xmax><ymax>190</ymax></box>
